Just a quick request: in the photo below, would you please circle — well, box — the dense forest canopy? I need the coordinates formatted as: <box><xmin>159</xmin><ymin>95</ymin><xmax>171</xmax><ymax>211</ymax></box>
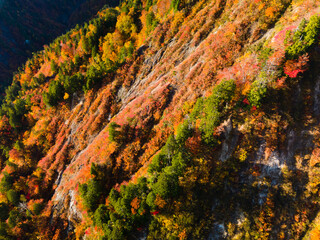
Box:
<box><xmin>0</xmin><ymin>0</ymin><xmax>119</xmax><ymax>89</ymax></box>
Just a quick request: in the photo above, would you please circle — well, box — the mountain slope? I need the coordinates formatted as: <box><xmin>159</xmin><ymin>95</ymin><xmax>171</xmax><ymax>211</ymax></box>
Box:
<box><xmin>0</xmin><ymin>0</ymin><xmax>119</xmax><ymax>88</ymax></box>
<box><xmin>0</xmin><ymin>0</ymin><xmax>320</xmax><ymax>239</ymax></box>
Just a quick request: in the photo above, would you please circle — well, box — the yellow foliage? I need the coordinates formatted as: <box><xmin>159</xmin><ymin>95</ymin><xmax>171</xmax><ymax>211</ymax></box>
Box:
<box><xmin>61</xmin><ymin>49</ymin><xmax>69</xmax><ymax>60</ymax></box>
<box><xmin>0</xmin><ymin>193</ymin><xmax>8</xmax><ymax>203</ymax></box>
<box><xmin>33</xmin><ymin>168</ymin><xmax>44</xmax><ymax>179</ymax></box>
<box><xmin>239</xmin><ymin>148</ymin><xmax>247</xmax><ymax>162</ymax></box>
<box><xmin>64</xmin><ymin>92</ymin><xmax>69</xmax><ymax>100</ymax></box>
<box><xmin>171</xmin><ymin>11</ymin><xmax>185</xmax><ymax>34</ymax></box>
<box><xmin>116</xmin><ymin>13</ymin><xmax>136</xmax><ymax>37</ymax></box>
<box><xmin>88</xmin><ymin>24</ymin><xmax>97</xmax><ymax>36</ymax></box>
<box><xmin>102</xmin><ymin>33</ymin><xmax>119</xmax><ymax>63</ymax></box>
<box><xmin>258</xmin><ymin>3</ymin><xmax>265</xmax><ymax>11</ymax></box>
<box><xmin>242</xmin><ymin>81</ymin><xmax>251</xmax><ymax>95</ymax></box>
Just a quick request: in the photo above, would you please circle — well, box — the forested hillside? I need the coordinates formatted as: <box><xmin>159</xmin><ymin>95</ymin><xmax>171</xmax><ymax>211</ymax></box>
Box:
<box><xmin>0</xmin><ymin>0</ymin><xmax>119</xmax><ymax>88</ymax></box>
<box><xmin>0</xmin><ymin>0</ymin><xmax>320</xmax><ymax>239</ymax></box>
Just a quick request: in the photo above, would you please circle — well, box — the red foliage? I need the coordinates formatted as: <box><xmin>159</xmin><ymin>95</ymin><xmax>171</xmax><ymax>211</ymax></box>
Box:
<box><xmin>217</xmin><ymin>53</ymin><xmax>260</xmax><ymax>85</ymax></box>
<box><xmin>151</xmin><ymin>210</ymin><xmax>160</xmax><ymax>215</ymax></box>
<box><xmin>284</xmin><ymin>54</ymin><xmax>309</xmax><ymax>78</ymax></box>
<box><xmin>185</xmin><ymin>130</ymin><xmax>202</xmax><ymax>155</ymax></box>
<box><xmin>275</xmin><ymin>77</ymin><xmax>287</xmax><ymax>89</ymax></box>
<box><xmin>285</xmin><ymin>69</ymin><xmax>304</xmax><ymax>78</ymax></box>
<box><xmin>243</xmin><ymin>98</ymin><xmax>250</xmax><ymax>105</ymax></box>
<box><xmin>273</xmin><ymin>26</ymin><xmax>296</xmax><ymax>48</ymax></box>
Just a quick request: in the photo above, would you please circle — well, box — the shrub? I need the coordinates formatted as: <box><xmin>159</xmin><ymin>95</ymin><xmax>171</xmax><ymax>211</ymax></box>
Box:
<box><xmin>63</xmin><ymin>73</ymin><xmax>85</xmax><ymax>95</ymax></box>
<box><xmin>7</xmin><ymin>189</ymin><xmax>19</xmax><ymax>206</ymax></box>
<box><xmin>195</xmin><ymin>79</ymin><xmax>236</xmax><ymax>144</ymax></box>
<box><xmin>0</xmin><ymin>222</ymin><xmax>8</xmax><ymax>238</ymax></box>
<box><xmin>116</xmin><ymin>13</ymin><xmax>136</xmax><ymax>38</ymax></box>
<box><xmin>103</xmin><ymin>219</ymin><xmax>128</xmax><ymax>240</ymax></box>
<box><xmin>108</xmin><ymin>122</ymin><xmax>121</xmax><ymax>142</ymax></box>
<box><xmin>146</xmin><ymin>11</ymin><xmax>158</xmax><ymax>33</ymax></box>
<box><xmin>118</xmin><ymin>42</ymin><xmax>135</xmax><ymax>62</ymax></box>
<box><xmin>175</xmin><ymin>121</ymin><xmax>193</xmax><ymax>146</ymax></box>
<box><xmin>148</xmin><ymin>153</ymin><xmax>169</xmax><ymax>173</ymax></box>
<box><xmin>4</xmin><ymin>81</ymin><xmax>20</xmax><ymax>103</ymax></box>
<box><xmin>171</xmin><ymin>0</ymin><xmax>180</xmax><ymax>11</ymax></box>
<box><xmin>112</xmin><ymin>180</ymin><xmax>148</xmax><ymax>217</ymax></box>
<box><xmin>79</xmin><ymin>179</ymin><xmax>103</xmax><ymax>212</ymax></box>
<box><xmin>152</xmin><ymin>172</ymin><xmax>179</xmax><ymax>199</ymax></box>
<box><xmin>0</xmin><ymin>203</ymin><xmax>9</xmax><ymax>221</ymax></box>
<box><xmin>1</xmin><ymin>98</ymin><xmax>28</xmax><ymax>129</ymax></box>
<box><xmin>286</xmin><ymin>15</ymin><xmax>320</xmax><ymax>59</ymax></box>
<box><xmin>43</xmin><ymin>80</ymin><xmax>64</xmax><ymax>107</ymax></box>
<box><xmin>208</xmin><ymin>79</ymin><xmax>236</xmax><ymax>110</ymax></box>
<box><xmin>94</xmin><ymin>205</ymin><xmax>110</xmax><ymax>227</ymax></box>
<box><xmin>50</xmin><ymin>60</ymin><xmax>58</xmax><ymax>74</ymax></box>
<box><xmin>0</xmin><ymin>172</ymin><xmax>13</xmax><ymax>193</ymax></box>
<box><xmin>248</xmin><ymin>79</ymin><xmax>267</xmax><ymax>107</ymax></box>
<box><xmin>146</xmin><ymin>192</ymin><xmax>156</xmax><ymax>210</ymax></box>
<box><xmin>83</xmin><ymin>65</ymin><xmax>104</xmax><ymax>92</ymax></box>
<box><xmin>145</xmin><ymin>0</ymin><xmax>154</xmax><ymax>10</ymax></box>
<box><xmin>171</xmin><ymin>151</ymin><xmax>189</xmax><ymax>176</ymax></box>
<box><xmin>33</xmin><ymin>203</ymin><xmax>44</xmax><ymax>215</ymax></box>
<box><xmin>8</xmin><ymin>209</ymin><xmax>21</xmax><ymax>228</ymax></box>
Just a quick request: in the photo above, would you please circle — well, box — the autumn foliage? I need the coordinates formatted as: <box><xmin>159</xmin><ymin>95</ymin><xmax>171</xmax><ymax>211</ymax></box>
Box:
<box><xmin>0</xmin><ymin>0</ymin><xmax>319</xmax><ymax>239</ymax></box>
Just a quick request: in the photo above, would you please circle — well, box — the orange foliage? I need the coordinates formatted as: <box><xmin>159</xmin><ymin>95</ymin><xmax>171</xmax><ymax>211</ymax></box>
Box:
<box><xmin>130</xmin><ymin>197</ymin><xmax>141</xmax><ymax>214</ymax></box>
<box><xmin>284</xmin><ymin>54</ymin><xmax>309</xmax><ymax>78</ymax></box>
<box><xmin>155</xmin><ymin>195</ymin><xmax>166</xmax><ymax>209</ymax></box>
<box><xmin>310</xmin><ymin>227</ymin><xmax>320</xmax><ymax>240</ymax></box>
